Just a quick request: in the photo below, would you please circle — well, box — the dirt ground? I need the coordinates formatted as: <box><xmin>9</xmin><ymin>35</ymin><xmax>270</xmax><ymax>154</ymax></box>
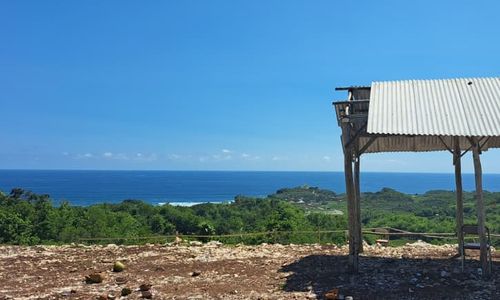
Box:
<box><xmin>0</xmin><ymin>241</ymin><xmax>498</xmax><ymax>300</ymax></box>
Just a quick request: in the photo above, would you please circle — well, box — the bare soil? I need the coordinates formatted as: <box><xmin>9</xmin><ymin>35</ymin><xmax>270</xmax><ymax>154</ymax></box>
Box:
<box><xmin>0</xmin><ymin>241</ymin><xmax>498</xmax><ymax>299</ymax></box>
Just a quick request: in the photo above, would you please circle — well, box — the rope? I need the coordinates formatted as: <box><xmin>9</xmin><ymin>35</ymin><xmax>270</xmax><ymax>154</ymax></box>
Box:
<box><xmin>76</xmin><ymin>227</ymin><xmax>500</xmax><ymax>242</ymax></box>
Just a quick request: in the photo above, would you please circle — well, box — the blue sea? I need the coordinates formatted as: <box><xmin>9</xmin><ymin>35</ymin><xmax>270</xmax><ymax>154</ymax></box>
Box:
<box><xmin>0</xmin><ymin>170</ymin><xmax>499</xmax><ymax>206</ymax></box>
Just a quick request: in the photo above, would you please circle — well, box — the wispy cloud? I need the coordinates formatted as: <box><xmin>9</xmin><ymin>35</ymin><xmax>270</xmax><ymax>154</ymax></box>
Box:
<box><xmin>272</xmin><ymin>156</ymin><xmax>287</xmax><ymax>161</ymax></box>
<box><xmin>168</xmin><ymin>154</ymin><xmax>181</xmax><ymax>160</ymax></box>
<box><xmin>323</xmin><ymin>155</ymin><xmax>331</xmax><ymax>161</ymax></box>
<box><xmin>241</xmin><ymin>153</ymin><xmax>260</xmax><ymax>160</ymax></box>
<box><xmin>71</xmin><ymin>151</ymin><xmax>159</xmax><ymax>162</ymax></box>
<box><xmin>100</xmin><ymin>152</ymin><xmax>128</xmax><ymax>160</ymax></box>
<box><xmin>222</xmin><ymin>149</ymin><xmax>231</xmax><ymax>154</ymax></box>
<box><xmin>135</xmin><ymin>153</ymin><xmax>157</xmax><ymax>162</ymax></box>
<box><xmin>75</xmin><ymin>153</ymin><xmax>94</xmax><ymax>159</ymax></box>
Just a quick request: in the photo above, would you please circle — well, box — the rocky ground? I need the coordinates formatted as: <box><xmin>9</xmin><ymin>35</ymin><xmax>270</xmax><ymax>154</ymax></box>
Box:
<box><xmin>0</xmin><ymin>241</ymin><xmax>498</xmax><ymax>300</ymax></box>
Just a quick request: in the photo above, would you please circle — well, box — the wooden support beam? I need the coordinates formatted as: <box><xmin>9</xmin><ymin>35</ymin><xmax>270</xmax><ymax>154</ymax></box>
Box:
<box><xmin>343</xmin><ymin>123</ymin><xmax>367</xmax><ymax>150</ymax></box>
<box><xmin>438</xmin><ymin>136</ymin><xmax>454</xmax><ymax>154</ymax></box>
<box><xmin>471</xmin><ymin>137</ymin><xmax>489</xmax><ymax>276</ymax></box>
<box><xmin>358</xmin><ymin>136</ymin><xmax>377</xmax><ymax>155</ymax></box>
<box><xmin>453</xmin><ymin>137</ymin><xmax>464</xmax><ymax>260</ymax></box>
<box><xmin>354</xmin><ymin>154</ymin><xmax>363</xmax><ymax>253</ymax></box>
<box><xmin>344</xmin><ymin>150</ymin><xmax>359</xmax><ymax>272</ymax></box>
<box><xmin>342</xmin><ymin>125</ymin><xmax>359</xmax><ymax>273</ymax></box>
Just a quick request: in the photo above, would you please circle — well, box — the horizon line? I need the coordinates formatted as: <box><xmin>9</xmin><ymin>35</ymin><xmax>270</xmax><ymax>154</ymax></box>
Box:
<box><xmin>0</xmin><ymin>168</ymin><xmax>499</xmax><ymax>175</ymax></box>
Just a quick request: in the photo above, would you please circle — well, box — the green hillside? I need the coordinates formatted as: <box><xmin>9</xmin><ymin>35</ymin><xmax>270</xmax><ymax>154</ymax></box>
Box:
<box><xmin>1</xmin><ymin>187</ymin><xmax>498</xmax><ymax>246</ymax></box>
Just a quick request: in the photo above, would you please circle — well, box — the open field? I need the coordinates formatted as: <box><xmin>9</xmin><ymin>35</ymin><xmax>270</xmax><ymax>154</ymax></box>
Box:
<box><xmin>0</xmin><ymin>242</ymin><xmax>498</xmax><ymax>300</ymax></box>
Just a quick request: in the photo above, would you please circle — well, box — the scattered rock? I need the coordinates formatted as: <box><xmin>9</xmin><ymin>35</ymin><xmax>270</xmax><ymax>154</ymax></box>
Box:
<box><xmin>139</xmin><ymin>283</ymin><xmax>152</xmax><ymax>291</ymax></box>
<box><xmin>141</xmin><ymin>290</ymin><xmax>153</xmax><ymax>299</ymax></box>
<box><xmin>113</xmin><ymin>261</ymin><xmax>126</xmax><ymax>272</ymax></box>
<box><xmin>115</xmin><ymin>277</ymin><xmax>128</xmax><ymax>285</ymax></box>
<box><xmin>173</xmin><ymin>236</ymin><xmax>183</xmax><ymax>244</ymax></box>
<box><xmin>0</xmin><ymin>243</ymin><xmax>497</xmax><ymax>299</ymax></box>
<box><xmin>324</xmin><ymin>288</ymin><xmax>339</xmax><ymax>300</ymax></box>
<box><xmin>121</xmin><ymin>287</ymin><xmax>132</xmax><ymax>296</ymax></box>
<box><xmin>441</xmin><ymin>270</ymin><xmax>450</xmax><ymax>278</ymax></box>
<box><xmin>189</xmin><ymin>241</ymin><xmax>203</xmax><ymax>246</ymax></box>
<box><xmin>206</xmin><ymin>240</ymin><xmax>223</xmax><ymax>247</ymax></box>
<box><xmin>97</xmin><ymin>293</ymin><xmax>108</xmax><ymax>300</ymax></box>
<box><xmin>85</xmin><ymin>272</ymin><xmax>106</xmax><ymax>284</ymax></box>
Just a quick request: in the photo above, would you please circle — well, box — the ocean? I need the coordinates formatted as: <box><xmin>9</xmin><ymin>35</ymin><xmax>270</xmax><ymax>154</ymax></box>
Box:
<box><xmin>0</xmin><ymin>170</ymin><xmax>499</xmax><ymax>206</ymax></box>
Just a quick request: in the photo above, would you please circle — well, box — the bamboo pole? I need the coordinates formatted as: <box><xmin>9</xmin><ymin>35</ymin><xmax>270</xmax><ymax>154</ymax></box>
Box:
<box><xmin>453</xmin><ymin>137</ymin><xmax>464</xmax><ymax>259</ymax></box>
<box><xmin>471</xmin><ymin>137</ymin><xmax>489</xmax><ymax>276</ymax></box>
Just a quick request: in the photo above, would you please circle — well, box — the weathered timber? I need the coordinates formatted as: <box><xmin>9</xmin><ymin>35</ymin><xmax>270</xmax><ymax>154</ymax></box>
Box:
<box><xmin>354</xmin><ymin>142</ymin><xmax>363</xmax><ymax>253</ymax></box>
<box><xmin>358</xmin><ymin>136</ymin><xmax>377</xmax><ymax>155</ymax></box>
<box><xmin>471</xmin><ymin>137</ymin><xmax>489</xmax><ymax>276</ymax></box>
<box><xmin>453</xmin><ymin>137</ymin><xmax>464</xmax><ymax>259</ymax></box>
<box><xmin>342</xmin><ymin>124</ymin><xmax>359</xmax><ymax>273</ymax></box>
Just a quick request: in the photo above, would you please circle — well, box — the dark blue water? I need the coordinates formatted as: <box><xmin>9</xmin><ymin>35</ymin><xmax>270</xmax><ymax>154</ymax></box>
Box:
<box><xmin>0</xmin><ymin>170</ymin><xmax>499</xmax><ymax>206</ymax></box>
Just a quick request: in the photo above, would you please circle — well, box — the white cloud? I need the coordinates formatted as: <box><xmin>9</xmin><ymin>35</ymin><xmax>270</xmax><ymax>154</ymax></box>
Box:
<box><xmin>323</xmin><ymin>155</ymin><xmax>331</xmax><ymax>161</ymax></box>
<box><xmin>168</xmin><ymin>154</ymin><xmax>181</xmax><ymax>160</ymax></box>
<box><xmin>113</xmin><ymin>153</ymin><xmax>129</xmax><ymax>160</ymax></box>
<box><xmin>272</xmin><ymin>156</ymin><xmax>287</xmax><ymax>161</ymax></box>
<box><xmin>103</xmin><ymin>152</ymin><xmax>113</xmax><ymax>158</ymax></box>
<box><xmin>222</xmin><ymin>149</ymin><xmax>231</xmax><ymax>153</ymax></box>
<box><xmin>135</xmin><ymin>153</ymin><xmax>157</xmax><ymax>162</ymax></box>
<box><xmin>241</xmin><ymin>153</ymin><xmax>261</xmax><ymax>160</ymax></box>
<box><xmin>75</xmin><ymin>153</ymin><xmax>94</xmax><ymax>159</ymax></box>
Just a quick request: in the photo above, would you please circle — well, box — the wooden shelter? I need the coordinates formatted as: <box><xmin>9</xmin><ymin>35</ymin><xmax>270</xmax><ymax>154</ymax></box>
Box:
<box><xmin>332</xmin><ymin>77</ymin><xmax>500</xmax><ymax>276</ymax></box>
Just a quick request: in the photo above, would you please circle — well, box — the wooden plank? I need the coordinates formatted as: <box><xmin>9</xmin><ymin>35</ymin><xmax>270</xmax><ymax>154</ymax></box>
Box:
<box><xmin>471</xmin><ymin>137</ymin><xmax>489</xmax><ymax>276</ymax></box>
<box><xmin>453</xmin><ymin>137</ymin><xmax>464</xmax><ymax>259</ymax></box>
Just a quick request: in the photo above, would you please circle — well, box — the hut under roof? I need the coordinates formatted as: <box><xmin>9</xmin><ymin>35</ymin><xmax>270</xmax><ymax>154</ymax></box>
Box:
<box><xmin>333</xmin><ymin>77</ymin><xmax>500</xmax><ymax>276</ymax></box>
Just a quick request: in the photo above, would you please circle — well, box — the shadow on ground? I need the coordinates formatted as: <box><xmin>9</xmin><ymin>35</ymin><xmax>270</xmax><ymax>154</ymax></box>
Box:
<box><xmin>280</xmin><ymin>254</ymin><xmax>499</xmax><ymax>300</ymax></box>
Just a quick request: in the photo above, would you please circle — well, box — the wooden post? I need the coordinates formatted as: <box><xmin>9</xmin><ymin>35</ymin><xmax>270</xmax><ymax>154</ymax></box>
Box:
<box><xmin>354</xmin><ymin>153</ymin><xmax>363</xmax><ymax>253</ymax></box>
<box><xmin>471</xmin><ymin>137</ymin><xmax>489</xmax><ymax>276</ymax></box>
<box><xmin>342</xmin><ymin>125</ymin><xmax>359</xmax><ymax>273</ymax></box>
<box><xmin>453</xmin><ymin>137</ymin><xmax>464</xmax><ymax>259</ymax></box>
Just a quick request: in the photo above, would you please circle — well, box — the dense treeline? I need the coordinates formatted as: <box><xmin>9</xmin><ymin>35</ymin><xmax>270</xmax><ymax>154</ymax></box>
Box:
<box><xmin>360</xmin><ymin>188</ymin><xmax>500</xmax><ymax>237</ymax></box>
<box><xmin>0</xmin><ymin>188</ymin><xmax>347</xmax><ymax>245</ymax></box>
<box><xmin>1</xmin><ymin>187</ymin><xmax>498</xmax><ymax>246</ymax></box>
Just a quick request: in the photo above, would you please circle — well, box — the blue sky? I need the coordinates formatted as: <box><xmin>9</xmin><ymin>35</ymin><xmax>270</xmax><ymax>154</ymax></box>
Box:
<box><xmin>1</xmin><ymin>0</ymin><xmax>500</xmax><ymax>172</ymax></box>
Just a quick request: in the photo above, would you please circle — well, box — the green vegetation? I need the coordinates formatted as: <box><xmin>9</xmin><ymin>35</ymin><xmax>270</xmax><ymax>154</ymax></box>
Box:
<box><xmin>0</xmin><ymin>186</ymin><xmax>498</xmax><ymax>246</ymax></box>
<box><xmin>0</xmin><ymin>188</ymin><xmax>346</xmax><ymax>245</ymax></box>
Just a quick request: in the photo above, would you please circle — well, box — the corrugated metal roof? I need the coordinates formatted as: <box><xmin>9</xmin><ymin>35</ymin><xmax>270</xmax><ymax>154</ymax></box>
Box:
<box><xmin>367</xmin><ymin>77</ymin><xmax>500</xmax><ymax>136</ymax></box>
